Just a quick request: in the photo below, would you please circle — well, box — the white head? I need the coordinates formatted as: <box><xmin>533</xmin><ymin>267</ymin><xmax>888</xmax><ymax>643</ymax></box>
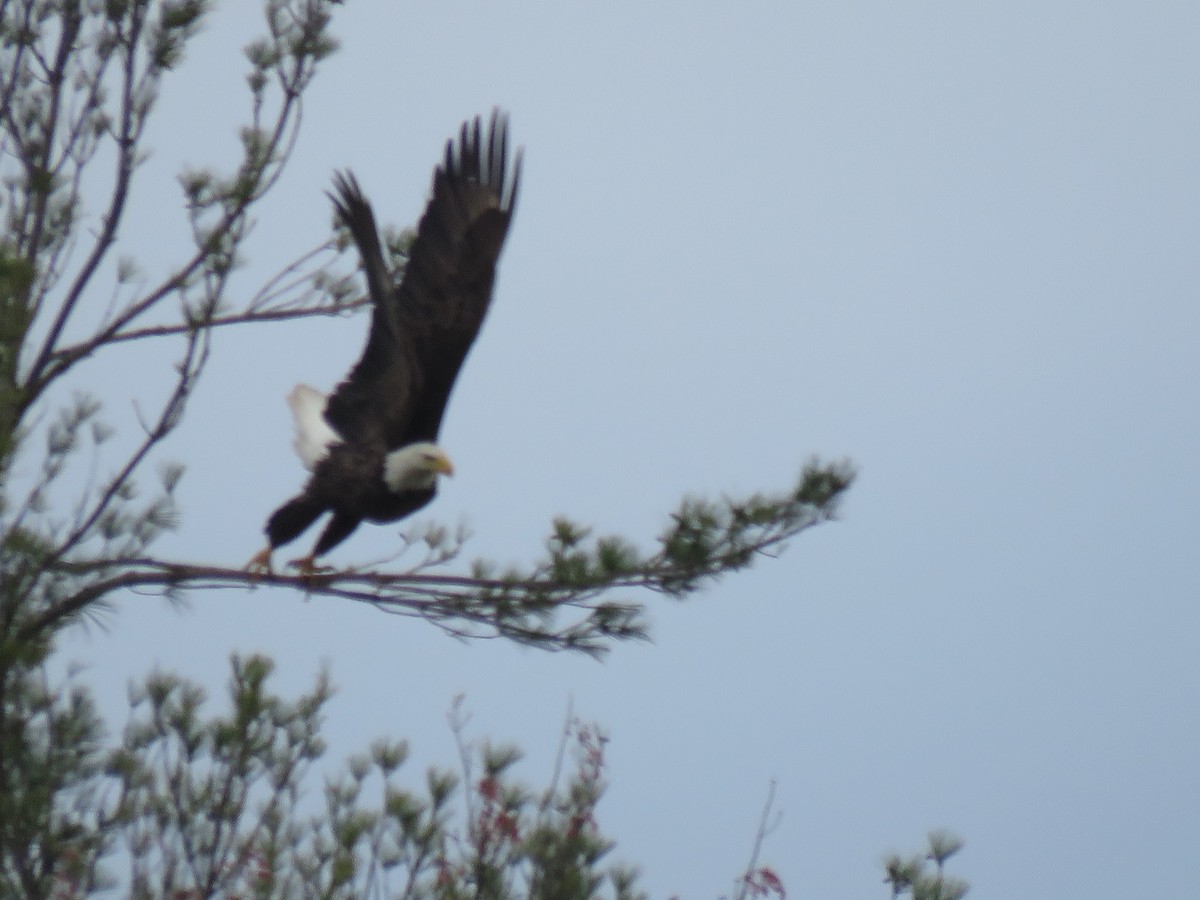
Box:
<box><xmin>383</xmin><ymin>442</ymin><xmax>455</xmax><ymax>492</ymax></box>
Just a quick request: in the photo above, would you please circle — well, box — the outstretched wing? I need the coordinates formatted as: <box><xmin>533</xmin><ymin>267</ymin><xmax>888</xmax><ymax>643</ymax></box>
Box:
<box><xmin>323</xmin><ymin>110</ymin><xmax>522</xmax><ymax>450</ymax></box>
<box><xmin>326</xmin><ymin>171</ymin><xmax>410</xmax><ymax>423</ymax></box>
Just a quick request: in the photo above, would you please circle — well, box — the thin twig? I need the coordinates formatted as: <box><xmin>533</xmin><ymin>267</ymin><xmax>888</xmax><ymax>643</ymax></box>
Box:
<box><xmin>734</xmin><ymin>779</ymin><xmax>779</xmax><ymax>900</ymax></box>
<box><xmin>537</xmin><ymin>700</ymin><xmax>576</xmax><ymax>819</ymax></box>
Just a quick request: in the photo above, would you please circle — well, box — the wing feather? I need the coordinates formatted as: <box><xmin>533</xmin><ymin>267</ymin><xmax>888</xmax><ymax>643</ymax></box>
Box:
<box><xmin>323</xmin><ymin>110</ymin><xmax>521</xmax><ymax>449</ymax></box>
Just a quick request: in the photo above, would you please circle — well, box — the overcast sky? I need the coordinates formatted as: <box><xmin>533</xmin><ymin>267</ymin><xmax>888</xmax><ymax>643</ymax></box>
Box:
<box><xmin>52</xmin><ymin>2</ymin><xmax>1199</xmax><ymax>897</ymax></box>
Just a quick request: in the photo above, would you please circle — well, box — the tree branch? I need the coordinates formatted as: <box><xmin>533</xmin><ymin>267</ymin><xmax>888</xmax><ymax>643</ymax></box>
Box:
<box><xmin>20</xmin><ymin>459</ymin><xmax>855</xmax><ymax>654</ymax></box>
<box><xmin>24</xmin><ymin>4</ymin><xmax>141</xmax><ymax>384</ymax></box>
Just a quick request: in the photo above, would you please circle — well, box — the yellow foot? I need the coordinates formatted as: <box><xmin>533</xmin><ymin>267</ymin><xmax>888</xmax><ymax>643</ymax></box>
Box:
<box><xmin>287</xmin><ymin>555</ymin><xmax>334</xmax><ymax>580</ymax></box>
<box><xmin>246</xmin><ymin>547</ymin><xmax>274</xmax><ymax>578</ymax></box>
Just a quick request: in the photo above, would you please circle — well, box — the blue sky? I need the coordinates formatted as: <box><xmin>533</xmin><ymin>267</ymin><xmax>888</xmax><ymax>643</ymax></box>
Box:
<box><xmin>52</xmin><ymin>2</ymin><xmax>1199</xmax><ymax>897</ymax></box>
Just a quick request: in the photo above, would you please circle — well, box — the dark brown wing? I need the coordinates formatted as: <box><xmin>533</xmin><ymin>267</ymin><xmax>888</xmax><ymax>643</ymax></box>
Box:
<box><xmin>323</xmin><ymin>110</ymin><xmax>522</xmax><ymax>449</ymax></box>
<box><xmin>323</xmin><ymin>171</ymin><xmax>416</xmax><ymax>446</ymax></box>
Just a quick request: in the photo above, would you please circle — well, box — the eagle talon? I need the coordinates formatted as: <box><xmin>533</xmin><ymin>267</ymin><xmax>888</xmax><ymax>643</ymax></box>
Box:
<box><xmin>246</xmin><ymin>547</ymin><xmax>274</xmax><ymax>578</ymax></box>
<box><xmin>288</xmin><ymin>555</ymin><xmax>334</xmax><ymax>580</ymax></box>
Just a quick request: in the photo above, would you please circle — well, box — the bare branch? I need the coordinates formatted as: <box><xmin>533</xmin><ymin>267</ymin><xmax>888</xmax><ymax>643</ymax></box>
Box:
<box><xmin>537</xmin><ymin>700</ymin><xmax>576</xmax><ymax>819</ymax></box>
<box><xmin>46</xmin><ymin>241</ymin><xmax>363</xmax><ymax>354</ymax></box>
<box><xmin>734</xmin><ymin>780</ymin><xmax>781</xmax><ymax>900</ymax></box>
<box><xmin>17</xmin><ymin>1</ymin><xmax>340</xmax><ymax>411</ymax></box>
<box><xmin>25</xmin><ymin>4</ymin><xmax>148</xmax><ymax>384</ymax></box>
<box><xmin>101</xmin><ymin>295</ymin><xmax>368</xmax><ymax>345</ymax></box>
<box><xmin>45</xmin><ymin>321</ymin><xmax>210</xmax><ymax>567</ymax></box>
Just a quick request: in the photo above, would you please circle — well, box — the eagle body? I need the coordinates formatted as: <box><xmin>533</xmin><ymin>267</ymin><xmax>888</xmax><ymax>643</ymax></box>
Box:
<box><xmin>265</xmin><ymin>438</ymin><xmax>436</xmax><ymax>560</ymax></box>
<box><xmin>251</xmin><ymin>111</ymin><xmax>521</xmax><ymax>573</ymax></box>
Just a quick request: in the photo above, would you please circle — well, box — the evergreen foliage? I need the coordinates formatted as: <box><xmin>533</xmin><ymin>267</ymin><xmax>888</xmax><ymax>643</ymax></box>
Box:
<box><xmin>883</xmin><ymin>831</ymin><xmax>970</xmax><ymax>900</ymax></box>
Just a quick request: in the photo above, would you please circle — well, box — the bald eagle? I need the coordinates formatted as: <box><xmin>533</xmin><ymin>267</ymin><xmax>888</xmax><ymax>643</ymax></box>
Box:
<box><xmin>249</xmin><ymin>111</ymin><xmax>521</xmax><ymax>574</ymax></box>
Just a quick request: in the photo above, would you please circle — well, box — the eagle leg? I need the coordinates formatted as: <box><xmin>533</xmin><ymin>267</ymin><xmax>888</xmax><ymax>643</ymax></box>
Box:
<box><xmin>246</xmin><ymin>546</ymin><xmax>274</xmax><ymax>577</ymax></box>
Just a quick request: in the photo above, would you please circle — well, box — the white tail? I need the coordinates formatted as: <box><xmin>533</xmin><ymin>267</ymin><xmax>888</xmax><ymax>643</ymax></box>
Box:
<box><xmin>287</xmin><ymin>384</ymin><xmax>341</xmax><ymax>469</ymax></box>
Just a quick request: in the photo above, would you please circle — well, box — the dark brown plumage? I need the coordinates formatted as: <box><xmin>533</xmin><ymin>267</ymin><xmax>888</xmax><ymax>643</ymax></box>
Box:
<box><xmin>249</xmin><ymin>111</ymin><xmax>521</xmax><ymax>573</ymax></box>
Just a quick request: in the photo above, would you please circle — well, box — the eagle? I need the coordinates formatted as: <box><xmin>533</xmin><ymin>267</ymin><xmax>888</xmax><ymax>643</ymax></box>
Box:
<box><xmin>248</xmin><ymin>110</ymin><xmax>522</xmax><ymax>575</ymax></box>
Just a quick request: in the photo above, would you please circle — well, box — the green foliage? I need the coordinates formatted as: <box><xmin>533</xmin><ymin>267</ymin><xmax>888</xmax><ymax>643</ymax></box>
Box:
<box><xmin>113</xmin><ymin>655</ymin><xmax>332</xmax><ymax>897</ymax></box>
<box><xmin>0</xmin><ymin>1</ymin><xmax>348</xmax><ymax>893</ymax></box>
<box><xmin>883</xmin><ymin>830</ymin><xmax>970</xmax><ymax>900</ymax></box>
<box><xmin>0</xmin><ymin>660</ymin><xmax>111</xmax><ymax>897</ymax></box>
<box><xmin>487</xmin><ymin>459</ymin><xmax>856</xmax><ymax>653</ymax></box>
<box><xmin>0</xmin><ymin>0</ymin><xmax>344</xmax><ymax>623</ymax></box>
<box><xmin>99</xmin><ymin>659</ymin><xmax>640</xmax><ymax>898</ymax></box>
<box><xmin>0</xmin><ymin>249</ymin><xmax>34</xmax><ymax>481</ymax></box>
